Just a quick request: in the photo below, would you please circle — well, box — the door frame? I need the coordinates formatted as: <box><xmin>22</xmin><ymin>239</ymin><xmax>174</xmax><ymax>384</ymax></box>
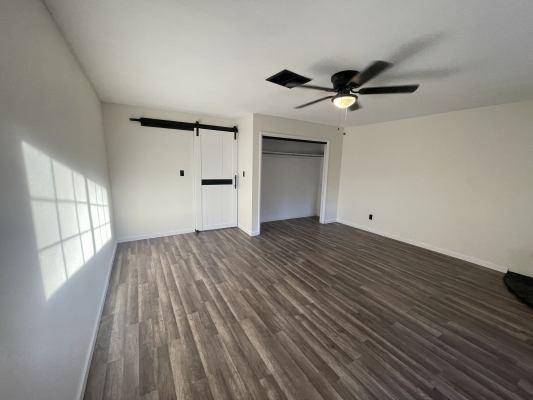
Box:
<box><xmin>257</xmin><ymin>130</ymin><xmax>330</xmax><ymax>234</ymax></box>
<box><xmin>193</xmin><ymin>128</ymin><xmax>238</xmax><ymax>231</ymax></box>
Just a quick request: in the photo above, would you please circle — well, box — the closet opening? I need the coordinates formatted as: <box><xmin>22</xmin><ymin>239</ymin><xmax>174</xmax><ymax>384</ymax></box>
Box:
<box><xmin>258</xmin><ymin>133</ymin><xmax>329</xmax><ymax>233</ymax></box>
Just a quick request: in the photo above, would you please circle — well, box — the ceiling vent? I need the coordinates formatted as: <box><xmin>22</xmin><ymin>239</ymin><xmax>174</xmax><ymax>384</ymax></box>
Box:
<box><xmin>266</xmin><ymin>69</ymin><xmax>311</xmax><ymax>88</ymax></box>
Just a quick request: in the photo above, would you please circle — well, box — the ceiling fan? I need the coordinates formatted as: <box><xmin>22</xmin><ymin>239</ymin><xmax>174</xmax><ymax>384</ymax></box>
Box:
<box><xmin>266</xmin><ymin>61</ymin><xmax>419</xmax><ymax>111</ymax></box>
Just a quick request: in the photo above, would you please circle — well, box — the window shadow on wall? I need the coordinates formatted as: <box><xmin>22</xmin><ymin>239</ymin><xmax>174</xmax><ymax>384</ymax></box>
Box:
<box><xmin>22</xmin><ymin>142</ymin><xmax>111</xmax><ymax>300</ymax></box>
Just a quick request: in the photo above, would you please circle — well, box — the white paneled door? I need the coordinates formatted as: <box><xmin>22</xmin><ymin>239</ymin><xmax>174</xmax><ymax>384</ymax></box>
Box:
<box><xmin>195</xmin><ymin>128</ymin><xmax>237</xmax><ymax>231</ymax></box>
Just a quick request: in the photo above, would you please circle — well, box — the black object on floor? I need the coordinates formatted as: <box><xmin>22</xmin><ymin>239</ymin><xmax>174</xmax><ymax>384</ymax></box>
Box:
<box><xmin>504</xmin><ymin>271</ymin><xmax>533</xmax><ymax>308</ymax></box>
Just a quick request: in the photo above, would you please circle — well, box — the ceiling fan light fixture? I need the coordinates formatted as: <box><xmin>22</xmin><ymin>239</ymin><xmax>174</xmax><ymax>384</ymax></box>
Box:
<box><xmin>332</xmin><ymin>94</ymin><xmax>356</xmax><ymax>109</ymax></box>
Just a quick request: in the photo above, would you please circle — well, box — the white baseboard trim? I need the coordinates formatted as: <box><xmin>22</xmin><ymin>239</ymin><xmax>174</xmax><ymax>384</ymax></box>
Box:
<box><xmin>237</xmin><ymin>224</ymin><xmax>250</xmax><ymax>235</ymax></box>
<box><xmin>238</xmin><ymin>224</ymin><xmax>260</xmax><ymax>237</ymax></box>
<box><xmin>202</xmin><ymin>223</ymin><xmax>236</xmax><ymax>231</ymax></box>
<box><xmin>261</xmin><ymin>214</ymin><xmax>318</xmax><ymax>223</ymax></box>
<box><xmin>118</xmin><ymin>227</ymin><xmax>195</xmax><ymax>243</ymax></box>
<box><xmin>337</xmin><ymin>218</ymin><xmax>506</xmax><ymax>273</ymax></box>
<box><xmin>78</xmin><ymin>242</ymin><xmax>118</xmax><ymax>400</ymax></box>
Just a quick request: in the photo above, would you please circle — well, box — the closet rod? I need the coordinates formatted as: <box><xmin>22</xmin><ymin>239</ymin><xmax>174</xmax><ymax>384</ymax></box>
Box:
<box><xmin>262</xmin><ymin>151</ymin><xmax>323</xmax><ymax>158</ymax></box>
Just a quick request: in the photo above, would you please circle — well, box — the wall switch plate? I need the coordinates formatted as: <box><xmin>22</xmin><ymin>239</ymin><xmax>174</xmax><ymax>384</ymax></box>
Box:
<box><xmin>180</xmin><ymin>170</ymin><xmax>184</xmax><ymax>176</ymax></box>
<box><xmin>369</xmin><ymin>214</ymin><xmax>373</xmax><ymax>220</ymax></box>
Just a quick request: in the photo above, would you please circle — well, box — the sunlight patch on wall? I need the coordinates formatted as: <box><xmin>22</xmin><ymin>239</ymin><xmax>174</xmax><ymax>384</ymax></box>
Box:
<box><xmin>22</xmin><ymin>142</ymin><xmax>112</xmax><ymax>300</ymax></box>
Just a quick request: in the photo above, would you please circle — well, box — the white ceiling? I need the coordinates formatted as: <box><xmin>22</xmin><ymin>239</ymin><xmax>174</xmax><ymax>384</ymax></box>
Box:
<box><xmin>45</xmin><ymin>0</ymin><xmax>533</xmax><ymax>127</ymax></box>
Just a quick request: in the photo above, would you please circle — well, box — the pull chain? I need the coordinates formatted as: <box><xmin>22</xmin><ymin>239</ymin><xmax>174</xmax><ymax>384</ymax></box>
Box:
<box><xmin>337</xmin><ymin>108</ymin><xmax>348</xmax><ymax>135</ymax></box>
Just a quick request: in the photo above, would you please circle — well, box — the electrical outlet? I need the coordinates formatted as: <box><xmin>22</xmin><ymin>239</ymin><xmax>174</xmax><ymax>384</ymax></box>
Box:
<box><xmin>369</xmin><ymin>214</ymin><xmax>373</xmax><ymax>220</ymax></box>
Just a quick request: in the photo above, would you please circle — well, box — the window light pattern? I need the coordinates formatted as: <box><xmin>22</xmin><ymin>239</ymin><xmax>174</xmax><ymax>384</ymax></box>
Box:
<box><xmin>22</xmin><ymin>142</ymin><xmax>112</xmax><ymax>300</ymax></box>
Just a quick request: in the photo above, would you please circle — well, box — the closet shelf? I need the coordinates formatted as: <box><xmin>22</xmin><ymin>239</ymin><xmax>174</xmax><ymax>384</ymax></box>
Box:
<box><xmin>262</xmin><ymin>151</ymin><xmax>323</xmax><ymax>158</ymax></box>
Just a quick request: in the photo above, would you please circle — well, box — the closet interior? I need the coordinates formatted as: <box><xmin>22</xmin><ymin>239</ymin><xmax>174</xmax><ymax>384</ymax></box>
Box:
<box><xmin>260</xmin><ymin>136</ymin><xmax>325</xmax><ymax>224</ymax></box>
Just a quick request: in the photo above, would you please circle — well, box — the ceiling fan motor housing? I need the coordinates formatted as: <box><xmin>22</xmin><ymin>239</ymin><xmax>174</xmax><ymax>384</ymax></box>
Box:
<box><xmin>331</xmin><ymin>70</ymin><xmax>359</xmax><ymax>90</ymax></box>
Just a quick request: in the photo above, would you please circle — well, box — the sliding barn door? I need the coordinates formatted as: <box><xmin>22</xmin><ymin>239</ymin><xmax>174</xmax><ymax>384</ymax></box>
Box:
<box><xmin>195</xmin><ymin>129</ymin><xmax>237</xmax><ymax>231</ymax></box>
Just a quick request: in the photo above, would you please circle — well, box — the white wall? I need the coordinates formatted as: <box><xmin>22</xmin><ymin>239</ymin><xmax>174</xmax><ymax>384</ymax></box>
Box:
<box><xmin>237</xmin><ymin>114</ymin><xmax>254</xmax><ymax>235</ymax></box>
<box><xmin>251</xmin><ymin>114</ymin><xmax>343</xmax><ymax>234</ymax></box>
<box><xmin>103</xmin><ymin>103</ymin><xmax>236</xmax><ymax>241</ymax></box>
<box><xmin>0</xmin><ymin>1</ymin><xmax>115</xmax><ymax>399</ymax></box>
<box><xmin>338</xmin><ymin>100</ymin><xmax>533</xmax><ymax>276</ymax></box>
<box><xmin>261</xmin><ymin>154</ymin><xmax>323</xmax><ymax>222</ymax></box>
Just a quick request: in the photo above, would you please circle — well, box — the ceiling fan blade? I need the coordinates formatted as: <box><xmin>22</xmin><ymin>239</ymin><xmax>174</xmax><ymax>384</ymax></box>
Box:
<box><xmin>350</xmin><ymin>60</ymin><xmax>393</xmax><ymax>87</ymax></box>
<box><xmin>294</xmin><ymin>96</ymin><xmax>334</xmax><ymax>109</ymax></box>
<box><xmin>348</xmin><ymin>101</ymin><xmax>361</xmax><ymax>111</ymax></box>
<box><xmin>288</xmin><ymin>83</ymin><xmax>336</xmax><ymax>92</ymax></box>
<box><xmin>358</xmin><ymin>84</ymin><xmax>419</xmax><ymax>94</ymax></box>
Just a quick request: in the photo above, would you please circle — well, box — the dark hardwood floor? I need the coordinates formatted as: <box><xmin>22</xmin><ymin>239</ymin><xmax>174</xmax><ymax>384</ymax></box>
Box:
<box><xmin>84</xmin><ymin>218</ymin><xmax>533</xmax><ymax>400</ymax></box>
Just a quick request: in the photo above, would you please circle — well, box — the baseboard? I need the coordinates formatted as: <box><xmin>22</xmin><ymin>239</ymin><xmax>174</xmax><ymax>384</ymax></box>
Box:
<box><xmin>78</xmin><ymin>242</ymin><xmax>118</xmax><ymax>400</ymax></box>
<box><xmin>238</xmin><ymin>224</ymin><xmax>260</xmax><ymax>237</ymax></box>
<box><xmin>118</xmin><ymin>227</ymin><xmax>195</xmax><ymax>243</ymax></box>
<box><xmin>202</xmin><ymin>223</ymin><xmax>236</xmax><ymax>231</ymax></box>
<box><xmin>260</xmin><ymin>214</ymin><xmax>318</xmax><ymax>223</ymax></box>
<box><xmin>337</xmin><ymin>218</ymin><xmax>506</xmax><ymax>273</ymax></box>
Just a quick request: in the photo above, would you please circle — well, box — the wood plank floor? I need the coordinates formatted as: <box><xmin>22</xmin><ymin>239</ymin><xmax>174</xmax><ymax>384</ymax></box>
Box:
<box><xmin>84</xmin><ymin>218</ymin><xmax>533</xmax><ymax>400</ymax></box>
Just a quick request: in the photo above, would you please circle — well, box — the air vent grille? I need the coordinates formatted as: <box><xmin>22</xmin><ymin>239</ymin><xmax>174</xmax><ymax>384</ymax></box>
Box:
<box><xmin>266</xmin><ymin>69</ymin><xmax>311</xmax><ymax>88</ymax></box>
